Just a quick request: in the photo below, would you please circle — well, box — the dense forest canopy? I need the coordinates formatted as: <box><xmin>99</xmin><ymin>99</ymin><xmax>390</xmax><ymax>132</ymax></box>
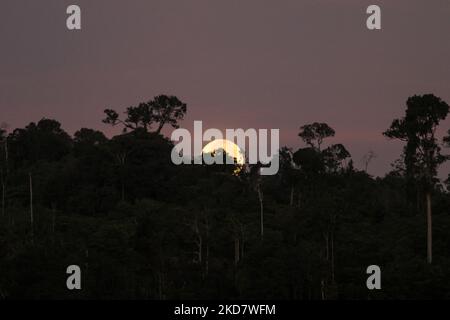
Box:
<box><xmin>0</xmin><ymin>94</ymin><xmax>450</xmax><ymax>299</ymax></box>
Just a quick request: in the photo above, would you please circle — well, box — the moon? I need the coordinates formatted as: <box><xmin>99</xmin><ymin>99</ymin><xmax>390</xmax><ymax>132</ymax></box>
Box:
<box><xmin>202</xmin><ymin>139</ymin><xmax>245</xmax><ymax>165</ymax></box>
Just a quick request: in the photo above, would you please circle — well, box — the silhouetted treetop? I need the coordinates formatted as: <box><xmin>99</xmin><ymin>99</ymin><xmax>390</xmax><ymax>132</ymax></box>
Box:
<box><xmin>383</xmin><ymin>94</ymin><xmax>449</xmax><ymax>182</ymax></box>
<box><xmin>299</xmin><ymin>122</ymin><xmax>335</xmax><ymax>151</ymax></box>
<box><xmin>150</xmin><ymin>95</ymin><xmax>187</xmax><ymax>134</ymax></box>
<box><xmin>74</xmin><ymin>128</ymin><xmax>107</xmax><ymax>146</ymax></box>
<box><xmin>322</xmin><ymin>143</ymin><xmax>351</xmax><ymax>171</ymax></box>
<box><xmin>384</xmin><ymin>94</ymin><xmax>449</xmax><ymax>141</ymax></box>
<box><xmin>383</xmin><ymin>93</ymin><xmax>449</xmax><ymax>264</ymax></box>
<box><xmin>9</xmin><ymin>118</ymin><xmax>72</xmax><ymax>165</ymax></box>
<box><xmin>103</xmin><ymin>94</ymin><xmax>187</xmax><ymax>134</ymax></box>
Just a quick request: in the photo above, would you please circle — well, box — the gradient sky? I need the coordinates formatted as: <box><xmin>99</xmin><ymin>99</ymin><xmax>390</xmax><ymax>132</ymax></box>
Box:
<box><xmin>1</xmin><ymin>0</ymin><xmax>450</xmax><ymax>177</ymax></box>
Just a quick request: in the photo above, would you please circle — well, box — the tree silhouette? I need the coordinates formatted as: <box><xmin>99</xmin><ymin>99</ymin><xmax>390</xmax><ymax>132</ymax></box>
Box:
<box><xmin>299</xmin><ymin>122</ymin><xmax>335</xmax><ymax>151</ymax></box>
<box><xmin>322</xmin><ymin>143</ymin><xmax>351</xmax><ymax>172</ymax></box>
<box><xmin>103</xmin><ymin>102</ymin><xmax>154</xmax><ymax>132</ymax></box>
<box><xmin>103</xmin><ymin>95</ymin><xmax>186</xmax><ymax>134</ymax></box>
<box><xmin>0</xmin><ymin>125</ymin><xmax>8</xmax><ymax>218</ymax></box>
<box><xmin>384</xmin><ymin>94</ymin><xmax>449</xmax><ymax>264</ymax></box>
<box><xmin>9</xmin><ymin>119</ymin><xmax>72</xmax><ymax>167</ymax></box>
<box><xmin>150</xmin><ymin>95</ymin><xmax>187</xmax><ymax>134</ymax></box>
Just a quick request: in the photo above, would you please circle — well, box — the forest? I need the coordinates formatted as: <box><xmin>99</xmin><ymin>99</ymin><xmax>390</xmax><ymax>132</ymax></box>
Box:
<box><xmin>0</xmin><ymin>93</ymin><xmax>450</xmax><ymax>299</ymax></box>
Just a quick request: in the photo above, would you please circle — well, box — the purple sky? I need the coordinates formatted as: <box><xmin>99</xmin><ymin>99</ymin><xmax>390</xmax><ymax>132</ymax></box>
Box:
<box><xmin>1</xmin><ymin>0</ymin><xmax>450</xmax><ymax>177</ymax></box>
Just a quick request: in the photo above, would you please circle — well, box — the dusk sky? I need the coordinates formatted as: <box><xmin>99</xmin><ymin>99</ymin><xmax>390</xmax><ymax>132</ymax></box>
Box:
<box><xmin>1</xmin><ymin>0</ymin><xmax>449</xmax><ymax>177</ymax></box>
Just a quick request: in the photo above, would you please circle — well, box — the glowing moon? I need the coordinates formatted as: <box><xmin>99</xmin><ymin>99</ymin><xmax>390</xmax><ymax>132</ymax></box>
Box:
<box><xmin>202</xmin><ymin>139</ymin><xmax>245</xmax><ymax>165</ymax></box>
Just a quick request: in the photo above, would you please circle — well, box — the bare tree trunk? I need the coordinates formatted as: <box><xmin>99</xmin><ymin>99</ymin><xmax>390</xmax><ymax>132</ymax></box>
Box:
<box><xmin>3</xmin><ymin>139</ymin><xmax>7</xmax><ymax>218</ymax></box>
<box><xmin>257</xmin><ymin>187</ymin><xmax>264</xmax><ymax>239</ymax></box>
<box><xmin>324</xmin><ymin>232</ymin><xmax>329</xmax><ymax>261</ymax></box>
<box><xmin>321</xmin><ymin>279</ymin><xmax>326</xmax><ymax>300</ymax></box>
<box><xmin>240</xmin><ymin>223</ymin><xmax>245</xmax><ymax>260</ymax></box>
<box><xmin>193</xmin><ymin>217</ymin><xmax>202</xmax><ymax>264</ymax></box>
<box><xmin>158</xmin><ymin>272</ymin><xmax>163</xmax><ymax>300</ymax></box>
<box><xmin>331</xmin><ymin>231</ymin><xmax>335</xmax><ymax>283</ymax></box>
<box><xmin>52</xmin><ymin>206</ymin><xmax>56</xmax><ymax>234</ymax></box>
<box><xmin>1</xmin><ymin>138</ymin><xmax>7</xmax><ymax>218</ymax></box>
<box><xmin>29</xmin><ymin>173</ymin><xmax>34</xmax><ymax>245</ymax></box>
<box><xmin>205</xmin><ymin>214</ymin><xmax>210</xmax><ymax>277</ymax></box>
<box><xmin>205</xmin><ymin>242</ymin><xmax>209</xmax><ymax>277</ymax></box>
<box><xmin>52</xmin><ymin>203</ymin><xmax>56</xmax><ymax>243</ymax></box>
<box><xmin>5</xmin><ymin>138</ymin><xmax>8</xmax><ymax>173</ymax></box>
<box><xmin>116</xmin><ymin>153</ymin><xmax>127</xmax><ymax>202</ymax></box>
<box><xmin>1</xmin><ymin>177</ymin><xmax>5</xmax><ymax>218</ymax></box>
<box><xmin>85</xmin><ymin>249</ymin><xmax>89</xmax><ymax>272</ymax></box>
<box><xmin>196</xmin><ymin>233</ymin><xmax>202</xmax><ymax>264</ymax></box>
<box><xmin>426</xmin><ymin>192</ymin><xmax>432</xmax><ymax>264</ymax></box>
<box><xmin>234</xmin><ymin>237</ymin><xmax>240</xmax><ymax>266</ymax></box>
<box><xmin>290</xmin><ymin>186</ymin><xmax>294</xmax><ymax>207</ymax></box>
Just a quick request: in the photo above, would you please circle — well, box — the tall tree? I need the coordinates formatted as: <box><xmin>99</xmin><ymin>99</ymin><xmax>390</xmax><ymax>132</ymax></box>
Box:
<box><xmin>278</xmin><ymin>147</ymin><xmax>298</xmax><ymax>206</ymax></box>
<box><xmin>0</xmin><ymin>126</ymin><xmax>7</xmax><ymax>218</ymax></box>
<box><xmin>150</xmin><ymin>95</ymin><xmax>187</xmax><ymax>134</ymax></box>
<box><xmin>103</xmin><ymin>95</ymin><xmax>187</xmax><ymax>135</ymax></box>
<box><xmin>103</xmin><ymin>102</ymin><xmax>154</xmax><ymax>133</ymax></box>
<box><xmin>29</xmin><ymin>172</ymin><xmax>34</xmax><ymax>245</ymax></box>
<box><xmin>247</xmin><ymin>163</ymin><xmax>264</xmax><ymax>239</ymax></box>
<box><xmin>299</xmin><ymin>122</ymin><xmax>335</xmax><ymax>151</ymax></box>
<box><xmin>383</xmin><ymin>94</ymin><xmax>449</xmax><ymax>264</ymax></box>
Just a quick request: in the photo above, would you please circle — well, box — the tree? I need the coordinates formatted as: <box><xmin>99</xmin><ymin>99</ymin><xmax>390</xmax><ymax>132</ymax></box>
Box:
<box><xmin>0</xmin><ymin>125</ymin><xmax>8</xmax><ymax>218</ymax></box>
<box><xmin>103</xmin><ymin>102</ymin><xmax>154</xmax><ymax>133</ymax></box>
<box><xmin>103</xmin><ymin>95</ymin><xmax>187</xmax><ymax>135</ymax></box>
<box><xmin>246</xmin><ymin>163</ymin><xmax>265</xmax><ymax>239</ymax></box>
<box><xmin>383</xmin><ymin>94</ymin><xmax>449</xmax><ymax>264</ymax></box>
<box><xmin>29</xmin><ymin>172</ymin><xmax>34</xmax><ymax>245</ymax></box>
<box><xmin>9</xmin><ymin>118</ymin><xmax>72</xmax><ymax>166</ymax></box>
<box><xmin>74</xmin><ymin>128</ymin><xmax>108</xmax><ymax>146</ymax></box>
<box><xmin>278</xmin><ymin>147</ymin><xmax>298</xmax><ymax>206</ymax></box>
<box><xmin>299</xmin><ymin>122</ymin><xmax>335</xmax><ymax>151</ymax></box>
<box><xmin>293</xmin><ymin>147</ymin><xmax>324</xmax><ymax>174</ymax></box>
<box><xmin>150</xmin><ymin>95</ymin><xmax>187</xmax><ymax>134</ymax></box>
<box><xmin>322</xmin><ymin>144</ymin><xmax>351</xmax><ymax>172</ymax></box>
